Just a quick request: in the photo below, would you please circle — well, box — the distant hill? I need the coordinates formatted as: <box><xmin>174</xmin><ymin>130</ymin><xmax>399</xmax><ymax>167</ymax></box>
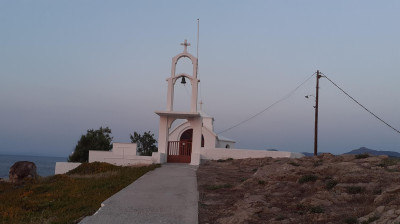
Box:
<box><xmin>301</xmin><ymin>147</ymin><xmax>400</xmax><ymax>157</ymax></box>
<box><xmin>343</xmin><ymin>147</ymin><xmax>400</xmax><ymax>157</ymax></box>
<box><xmin>301</xmin><ymin>152</ymin><xmax>326</xmax><ymax>157</ymax></box>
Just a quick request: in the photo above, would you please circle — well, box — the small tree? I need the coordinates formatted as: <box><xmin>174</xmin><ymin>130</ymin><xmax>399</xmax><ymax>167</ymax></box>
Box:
<box><xmin>68</xmin><ymin>126</ymin><xmax>113</xmax><ymax>162</ymax></box>
<box><xmin>130</xmin><ymin>131</ymin><xmax>157</xmax><ymax>156</ymax></box>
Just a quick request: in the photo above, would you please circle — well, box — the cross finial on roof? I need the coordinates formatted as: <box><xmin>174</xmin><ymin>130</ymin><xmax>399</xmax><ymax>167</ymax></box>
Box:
<box><xmin>180</xmin><ymin>39</ymin><xmax>191</xmax><ymax>52</ymax></box>
<box><xmin>199</xmin><ymin>100</ymin><xmax>203</xmax><ymax>111</ymax></box>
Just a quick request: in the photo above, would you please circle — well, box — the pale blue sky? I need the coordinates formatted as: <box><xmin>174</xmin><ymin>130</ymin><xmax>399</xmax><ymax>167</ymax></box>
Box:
<box><xmin>1</xmin><ymin>1</ymin><xmax>399</xmax><ymax>157</ymax></box>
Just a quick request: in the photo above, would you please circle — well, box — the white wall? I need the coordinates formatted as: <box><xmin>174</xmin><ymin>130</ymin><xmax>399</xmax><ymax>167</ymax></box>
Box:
<box><xmin>89</xmin><ymin>142</ymin><xmax>156</xmax><ymax>166</ymax></box>
<box><xmin>55</xmin><ymin>162</ymin><xmax>81</xmax><ymax>175</ymax></box>
<box><xmin>89</xmin><ymin>143</ymin><xmax>137</xmax><ymax>162</ymax></box>
<box><xmin>201</xmin><ymin>148</ymin><xmax>304</xmax><ymax>160</ymax></box>
<box><xmin>216</xmin><ymin>140</ymin><xmax>236</xmax><ymax>149</ymax></box>
<box><xmin>202</xmin><ymin>127</ymin><xmax>217</xmax><ymax>148</ymax></box>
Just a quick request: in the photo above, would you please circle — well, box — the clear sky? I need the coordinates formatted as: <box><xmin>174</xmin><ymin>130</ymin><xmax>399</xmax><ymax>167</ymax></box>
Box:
<box><xmin>1</xmin><ymin>1</ymin><xmax>399</xmax><ymax>157</ymax></box>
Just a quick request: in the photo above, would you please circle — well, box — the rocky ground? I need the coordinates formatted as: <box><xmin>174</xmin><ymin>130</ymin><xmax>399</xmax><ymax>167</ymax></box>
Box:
<box><xmin>197</xmin><ymin>154</ymin><xmax>400</xmax><ymax>224</ymax></box>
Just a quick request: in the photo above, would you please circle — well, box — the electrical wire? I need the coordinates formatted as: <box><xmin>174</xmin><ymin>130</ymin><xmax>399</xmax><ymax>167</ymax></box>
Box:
<box><xmin>217</xmin><ymin>72</ymin><xmax>316</xmax><ymax>134</ymax></box>
<box><xmin>322</xmin><ymin>73</ymin><xmax>400</xmax><ymax>134</ymax></box>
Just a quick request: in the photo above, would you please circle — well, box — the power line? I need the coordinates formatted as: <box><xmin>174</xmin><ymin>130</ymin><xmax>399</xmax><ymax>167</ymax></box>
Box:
<box><xmin>217</xmin><ymin>72</ymin><xmax>316</xmax><ymax>134</ymax></box>
<box><xmin>323</xmin><ymin>74</ymin><xmax>400</xmax><ymax>134</ymax></box>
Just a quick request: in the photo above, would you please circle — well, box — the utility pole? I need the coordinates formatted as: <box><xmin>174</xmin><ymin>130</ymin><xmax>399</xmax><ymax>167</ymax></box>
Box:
<box><xmin>314</xmin><ymin>70</ymin><xmax>322</xmax><ymax>156</ymax></box>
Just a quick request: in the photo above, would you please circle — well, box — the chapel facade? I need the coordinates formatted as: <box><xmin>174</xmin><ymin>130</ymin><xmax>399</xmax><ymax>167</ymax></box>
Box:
<box><xmin>155</xmin><ymin>40</ymin><xmax>235</xmax><ymax>165</ymax></box>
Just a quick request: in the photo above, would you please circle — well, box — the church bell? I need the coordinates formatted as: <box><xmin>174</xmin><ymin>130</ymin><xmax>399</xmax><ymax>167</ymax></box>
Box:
<box><xmin>180</xmin><ymin>77</ymin><xmax>186</xmax><ymax>85</ymax></box>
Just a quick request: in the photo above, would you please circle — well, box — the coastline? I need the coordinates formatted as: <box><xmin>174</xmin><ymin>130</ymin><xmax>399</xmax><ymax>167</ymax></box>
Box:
<box><xmin>0</xmin><ymin>154</ymin><xmax>67</xmax><ymax>179</ymax></box>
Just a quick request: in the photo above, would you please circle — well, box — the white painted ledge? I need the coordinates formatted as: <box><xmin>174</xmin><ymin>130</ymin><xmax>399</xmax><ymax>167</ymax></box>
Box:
<box><xmin>200</xmin><ymin>148</ymin><xmax>304</xmax><ymax>160</ymax></box>
<box><xmin>55</xmin><ymin>162</ymin><xmax>81</xmax><ymax>175</ymax></box>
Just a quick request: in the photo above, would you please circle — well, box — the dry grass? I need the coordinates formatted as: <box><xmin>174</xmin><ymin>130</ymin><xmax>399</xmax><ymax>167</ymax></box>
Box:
<box><xmin>67</xmin><ymin>171</ymin><xmax>119</xmax><ymax>179</ymax></box>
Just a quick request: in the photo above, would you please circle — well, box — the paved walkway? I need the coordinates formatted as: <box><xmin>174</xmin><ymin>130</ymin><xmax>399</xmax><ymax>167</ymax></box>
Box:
<box><xmin>80</xmin><ymin>164</ymin><xmax>198</xmax><ymax>224</ymax></box>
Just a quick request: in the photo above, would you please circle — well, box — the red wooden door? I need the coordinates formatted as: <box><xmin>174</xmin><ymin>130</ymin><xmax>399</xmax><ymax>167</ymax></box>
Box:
<box><xmin>167</xmin><ymin>141</ymin><xmax>192</xmax><ymax>163</ymax></box>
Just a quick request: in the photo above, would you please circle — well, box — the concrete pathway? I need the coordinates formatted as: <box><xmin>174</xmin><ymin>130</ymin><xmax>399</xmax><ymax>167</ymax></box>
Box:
<box><xmin>80</xmin><ymin>164</ymin><xmax>198</xmax><ymax>224</ymax></box>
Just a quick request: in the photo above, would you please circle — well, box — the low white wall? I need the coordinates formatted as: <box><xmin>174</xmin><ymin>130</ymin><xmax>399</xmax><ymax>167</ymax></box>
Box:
<box><xmin>89</xmin><ymin>142</ymin><xmax>158</xmax><ymax>166</ymax></box>
<box><xmin>55</xmin><ymin>162</ymin><xmax>81</xmax><ymax>175</ymax></box>
<box><xmin>216</xmin><ymin>140</ymin><xmax>235</xmax><ymax>149</ymax></box>
<box><xmin>201</xmin><ymin>148</ymin><xmax>304</xmax><ymax>160</ymax></box>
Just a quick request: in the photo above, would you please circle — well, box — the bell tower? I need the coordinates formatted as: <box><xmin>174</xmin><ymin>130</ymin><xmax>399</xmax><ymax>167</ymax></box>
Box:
<box><xmin>166</xmin><ymin>39</ymin><xmax>199</xmax><ymax>112</ymax></box>
<box><xmin>155</xmin><ymin>40</ymin><xmax>202</xmax><ymax>165</ymax></box>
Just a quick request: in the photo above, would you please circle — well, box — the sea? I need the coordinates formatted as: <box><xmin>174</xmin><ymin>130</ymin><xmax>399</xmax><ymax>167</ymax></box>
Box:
<box><xmin>0</xmin><ymin>154</ymin><xmax>67</xmax><ymax>179</ymax></box>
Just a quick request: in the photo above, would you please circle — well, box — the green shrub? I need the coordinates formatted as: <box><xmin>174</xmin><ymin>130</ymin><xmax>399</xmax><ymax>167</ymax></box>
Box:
<box><xmin>313</xmin><ymin>160</ymin><xmax>323</xmax><ymax>167</ymax></box>
<box><xmin>296</xmin><ymin>204</ymin><xmax>324</xmax><ymax>214</ymax></box>
<box><xmin>130</xmin><ymin>131</ymin><xmax>158</xmax><ymax>156</ymax></box>
<box><xmin>355</xmin><ymin>153</ymin><xmax>369</xmax><ymax>159</ymax></box>
<box><xmin>288</xmin><ymin>162</ymin><xmax>300</xmax><ymax>167</ymax></box>
<box><xmin>296</xmin><ymin>204</ymin><xmax>307</xmax><ymax>215</ymax></box>
<box><xmin>344</xmin><ymin>216</ymin><xmax>358</xmax><ymax>224</ymax></box>
<box><xmin>361</xmin><ymin>215</ymin><xmax>380</xmax><ymax>224</ymax></box>
<box><xmin>373</xmin><ymin>189</ymin><xmax>382</xmax><ymax>195</ymax></box>
<box><xmin>298</xmin><ymin>174</ymin><xmax>318</xmax><ymax>184</ymax></box>
<box><xmin>367</xmin><ymin>215</ymin><xmax>380</xmax><ymax>222</ymax></box>
<box><xmin>325</xmin><ymin>179</ymin><xmax>338</xmax><ymax>190</ymax></box>
<box><xmin>379</xmin><ymin>158</ymin><xmax>400</xmax><ymax>167</ymax></box>
<box><xmin>309</xmin><ymin>205</ymin><xmax>324</xmax><ymax>213</ymax></box>
<box><xmin>346</xmin><ymin>186</ymin><xmax>365</xmax><ymax>194</ymax></box>
<box><xmin>217</xmin><ymin>158</ymin><xmax>233</xmax><ymax>162</ymax></box>
<box><xmin>206</xmin><ymin>183</ymin><xmax>232</xmax><ymax>190</ymax></box>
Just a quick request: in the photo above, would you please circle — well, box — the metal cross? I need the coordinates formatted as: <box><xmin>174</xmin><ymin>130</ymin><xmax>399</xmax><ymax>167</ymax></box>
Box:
<box><xmin>180</xmin><ymin>39</ymin><xmax>191</xmax><ymax>52</ymax></box>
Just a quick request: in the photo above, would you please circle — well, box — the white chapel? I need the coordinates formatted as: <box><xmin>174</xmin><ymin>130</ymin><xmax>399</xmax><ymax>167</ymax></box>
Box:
<box><xmin>55</xmin><ymin>40</ymin><xmax>303</xmax><ymax>174</ymax></box>
<box><xmin>155</xmin><ymin>40</ymin><xmax>235</xmax><ymax>165</ymax></box>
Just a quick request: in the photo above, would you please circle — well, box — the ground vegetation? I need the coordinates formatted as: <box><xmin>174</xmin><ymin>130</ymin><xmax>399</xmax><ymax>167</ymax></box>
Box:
<box><xmin>0</xmin><ymin>162</ymin><xmax>159</xmax><ymax>224</ymax></box>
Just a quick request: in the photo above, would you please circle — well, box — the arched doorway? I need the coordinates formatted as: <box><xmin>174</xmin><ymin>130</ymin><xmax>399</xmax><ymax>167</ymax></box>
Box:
<box><xmin>179</xmin><ymin>129</ymin><xmax>204</xmax><ymax>147</ymax></box>
<box><xmin>167</xmin><ymin>129</ymin><xmax>204</xmax><ymax>163</ymax></box>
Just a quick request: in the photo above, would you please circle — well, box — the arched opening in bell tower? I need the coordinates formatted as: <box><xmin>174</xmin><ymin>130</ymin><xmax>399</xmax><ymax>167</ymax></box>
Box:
<box><xmin>173</xmin><ymin>57</ymin><xmax>193</xmax><ymax>112</ymax></box>
<box><xmin>175</xmin><ymin>56</ymin><xmax>193</xmax><ymax>76</ymax></box>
